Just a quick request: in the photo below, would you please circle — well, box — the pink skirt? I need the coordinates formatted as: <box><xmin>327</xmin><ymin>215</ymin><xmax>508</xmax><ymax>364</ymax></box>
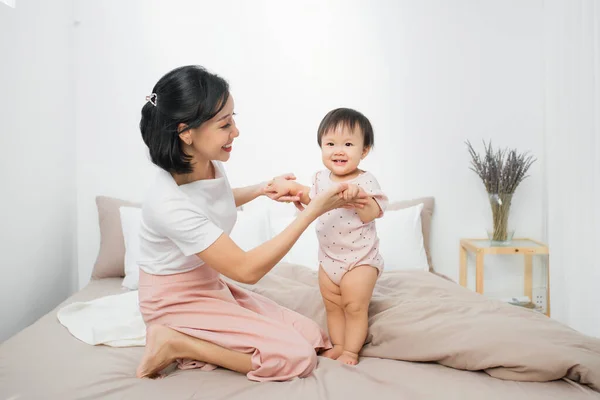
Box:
<box><xmin>138</xmin><ymin>266</ymin><xmax>331</xmax><ymax>382</ymax></box>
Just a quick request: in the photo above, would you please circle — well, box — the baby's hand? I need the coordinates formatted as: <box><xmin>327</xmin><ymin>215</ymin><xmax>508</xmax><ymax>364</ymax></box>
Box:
<box><xmin>340</xmin><ymin>184</ymin><xmax>370</xmax><ymax>208</ymax></box>
<box><xmin>341</xmin><ymin>184</ymin><xmax>363</xmax><ymax>200</ymax></box>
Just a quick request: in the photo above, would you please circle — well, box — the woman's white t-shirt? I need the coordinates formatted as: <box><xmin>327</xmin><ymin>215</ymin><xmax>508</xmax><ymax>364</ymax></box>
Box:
<box><xmin>138</xmin><ymin>161</ymin><xmax>237</xmax><ymax>275</ymax></box>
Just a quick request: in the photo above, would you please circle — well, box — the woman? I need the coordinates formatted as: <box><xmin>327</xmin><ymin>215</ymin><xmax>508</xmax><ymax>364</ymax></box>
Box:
<box><xmin>136</xmin><ymin>65</ymin><xmax>368</xmax><ymax>381</ymax></box>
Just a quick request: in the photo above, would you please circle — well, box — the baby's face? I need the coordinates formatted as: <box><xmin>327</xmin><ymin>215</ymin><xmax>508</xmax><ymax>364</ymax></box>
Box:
<box><xmin>320</xmin><ymin>124</ymin><xmax>368</xmax><ymax>178</ymax></box>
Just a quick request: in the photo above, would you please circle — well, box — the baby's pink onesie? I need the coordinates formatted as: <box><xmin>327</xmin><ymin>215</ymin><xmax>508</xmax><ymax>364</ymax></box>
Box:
<box><xmin>309</xmin><ymin>170</ymin><xmax>388</xmax><ymax>285</ymax></box>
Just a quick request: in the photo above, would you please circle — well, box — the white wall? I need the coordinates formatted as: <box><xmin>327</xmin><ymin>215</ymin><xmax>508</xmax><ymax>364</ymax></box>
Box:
<box><xmin>74</xmin><ymin>0</ymin><xmax>546</xmax><ymax>302</ymax></box>
<box><xmin>543</xmin><ymin>0</ymin><xmax>600</xmax><ymax>337</ymax></box>
<box><xmin>0</xmin><ymin>0</ymin><xmax>76</xmax><ymax>342</ymax></box>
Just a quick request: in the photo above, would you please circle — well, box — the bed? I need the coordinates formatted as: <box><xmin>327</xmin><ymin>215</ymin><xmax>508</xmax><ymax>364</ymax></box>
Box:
<box><xmin>1</xmin><ymin>196</ymin><xmax>599</xmax><ymax>399</ymax></box>
<box><xmin>1</xmin><ymin>266</ymin><xmax>599</xmax><ymax>399</ymax></box>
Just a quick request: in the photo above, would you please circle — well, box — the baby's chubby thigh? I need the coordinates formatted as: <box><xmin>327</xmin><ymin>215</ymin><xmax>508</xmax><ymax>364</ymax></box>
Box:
<box><xmin>318</xmin><ymin>265</ymin><xmax>343</xmax><ymax>307</ymax></box>
<box><xmin>339</xmin><ymin>265</ymin><xmax>379</xmax><ymax>313</ymax></box>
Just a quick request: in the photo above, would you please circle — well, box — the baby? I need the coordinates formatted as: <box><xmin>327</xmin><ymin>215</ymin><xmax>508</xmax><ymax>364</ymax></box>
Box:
<box><xmin>267</xmin><ymin>108</ymin><xmax>388</xmax><ymax>365</ymax></box>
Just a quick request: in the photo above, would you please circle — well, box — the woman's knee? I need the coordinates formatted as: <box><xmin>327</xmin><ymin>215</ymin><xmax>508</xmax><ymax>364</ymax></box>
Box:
<box><xmin>277</xmin><ymin>340</ymin><xmax>317</xmax><ymax>378</ymax></box>
<box><xmin>252</xmin><ymin>338</ymin><xmax>317</xmax><ymax>381</ymax></box>
<box><xmin>294</xmin><ymin>343</ymin><xmax>318</xmax><ymax>378</ymax></box>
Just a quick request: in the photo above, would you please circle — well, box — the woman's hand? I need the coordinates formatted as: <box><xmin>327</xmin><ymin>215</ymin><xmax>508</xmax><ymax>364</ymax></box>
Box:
<box><xmin>263</xmin><ymin>173</ymin><xmax>303</xmax><ymax>203</ymax></box>
<box><xmin>302</xmin><ymin>183</ymin><xmax>369</xmax><ymax>216</ymax></box>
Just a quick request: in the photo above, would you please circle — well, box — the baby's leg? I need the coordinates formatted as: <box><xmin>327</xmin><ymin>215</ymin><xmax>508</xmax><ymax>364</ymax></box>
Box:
<box><xmin>318</xmin><ymin>267</ymin><xmax>345</xmax><ymax>360</ymax></box>
<box><xmin>338</xmin><ymin>265</ymin><xmax>378</xmax><ymax>365</ymax></box>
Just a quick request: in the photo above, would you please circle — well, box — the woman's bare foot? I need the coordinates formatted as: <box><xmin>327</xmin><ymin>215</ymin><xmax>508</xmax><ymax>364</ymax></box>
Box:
<box><xmin>337</xmin><ymin>350</ymin><xmax>358</xmax><ymax>366</ymax></box>
<box><xmin>321</xmin><ymin>344</ymin><xmax>344</xmax><ymax>360</ymax></box>
<box><xmin>136</xmin><ymin>325</ymin><xmax>186</xmax><ymax>378</ymax></box>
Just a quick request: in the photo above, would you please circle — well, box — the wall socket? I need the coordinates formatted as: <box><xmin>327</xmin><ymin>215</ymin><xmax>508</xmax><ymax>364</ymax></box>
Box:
<box><xmin>532</xmin><ymin>287</ymin><xmax>547</xmax><ymax>314</ymax></box>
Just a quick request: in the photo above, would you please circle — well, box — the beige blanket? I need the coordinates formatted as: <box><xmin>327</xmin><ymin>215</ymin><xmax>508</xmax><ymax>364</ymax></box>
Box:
<box><xmin>2</xmin><ymin>274</ymin><xmax>600</xmax><ymax>399</ymax></box>
<box><xmin>235</xmin><ymin>263</ymin><xmax>600</xmax><ymax>392</ymax></box>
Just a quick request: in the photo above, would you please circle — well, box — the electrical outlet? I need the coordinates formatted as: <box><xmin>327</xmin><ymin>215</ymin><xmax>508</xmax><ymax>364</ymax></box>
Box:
<box><xmin>532</xmin><ymin>287</ymin><xmax>547</xmax><ymax>314</ymax></box>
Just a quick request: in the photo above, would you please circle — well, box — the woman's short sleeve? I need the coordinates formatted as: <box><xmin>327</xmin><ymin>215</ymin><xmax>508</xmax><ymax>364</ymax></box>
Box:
<box><xmin>144</xmin><ymin>197</ymin><xmax>223</xmax><ymax>256</ymax></box>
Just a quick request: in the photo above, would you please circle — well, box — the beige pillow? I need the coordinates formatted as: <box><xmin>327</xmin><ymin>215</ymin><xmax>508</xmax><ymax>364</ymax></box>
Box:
<box><xmin>91</xmin><ymin>196</ymin><xmax>141</xmax><ymax>280</ymax></box>
<box><xmin>89</xmin><ymin>195</ymin><xmax>435</xmax><ymax>277</ymax></box>
<box><xmin>387</xmin><ymin>197</ymin><xmax>435</xmax><ymax>271</ymax></box>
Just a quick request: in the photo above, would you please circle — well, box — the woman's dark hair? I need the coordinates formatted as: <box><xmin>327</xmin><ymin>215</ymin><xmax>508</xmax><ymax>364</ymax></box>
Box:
<box><xmin>316</xmin><ymin>108</ymin><xmax>374</xmax><ymax>149</ymax></box>
<box><xmin>140</xmin><ymin>65</ymin><xmax>230</xmax><ymax>174</ymax></box>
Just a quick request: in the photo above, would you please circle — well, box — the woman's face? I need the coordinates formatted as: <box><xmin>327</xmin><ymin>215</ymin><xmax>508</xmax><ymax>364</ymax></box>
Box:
<box><xmin>179</xmin><ymin>95</ymin><xmax>239</xmax><ymax>164</ymax></box>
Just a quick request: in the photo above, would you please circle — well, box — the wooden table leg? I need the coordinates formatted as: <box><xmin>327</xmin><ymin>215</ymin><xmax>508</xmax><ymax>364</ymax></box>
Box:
<box><xmin>524</xmin><ymin>254</ymin><xmax>533</xmax><ymax>301</ymax></box>
<box><xmin>459</xmin><ymin>245</ymin><xmax>467</xmax><ymax>287</ymax></box>
<box><xmin>475</xmin><ymin>252</ymin><xmax>484</xmax><ymax>294</ymax></box>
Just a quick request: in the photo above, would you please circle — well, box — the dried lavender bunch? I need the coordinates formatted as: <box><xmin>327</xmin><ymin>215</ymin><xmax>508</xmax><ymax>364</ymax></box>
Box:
<box><xmin>467</xmin><ymin>140</ymin><xmax>536</xmax><ymax>241</ymax></box>
<box><xmin>466</xmin><ymin>140</ymin><xmax>536</xmax><ymax>195</ymax></box>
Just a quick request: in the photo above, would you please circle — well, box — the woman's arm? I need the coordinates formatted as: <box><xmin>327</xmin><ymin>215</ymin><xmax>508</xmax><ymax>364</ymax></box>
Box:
<box><xmin>196</xmin><ymin>182</ymin><xmax>360</xmax><ymax>284</ymax></box>
<box><xmin>196</xmin><ymin>209</ymin><xmax>316</xmax><ymax>284</ymax></box>
<box><xmin>232</xmin><ymin>183</ymin><xmax>266</xmax><ymax>208</ymax></box>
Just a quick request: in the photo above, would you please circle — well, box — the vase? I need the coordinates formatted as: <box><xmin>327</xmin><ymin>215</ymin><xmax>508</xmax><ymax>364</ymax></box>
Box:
<box><xmin>487</xmin><ymin>193</ymin><xmax>515</xmax><ymax>244</ymax></box>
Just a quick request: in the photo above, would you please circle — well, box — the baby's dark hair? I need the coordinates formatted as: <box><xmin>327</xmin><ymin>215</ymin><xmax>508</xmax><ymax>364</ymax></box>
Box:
<box><xmin>140</xmin><ymin>65</ymin><xmax>229</xmax><ymax>174</ymax></box>
<box><xmin>316</xmin><ymin>108</ymin><xmax>374</xmax><ymax>148</ymax></box>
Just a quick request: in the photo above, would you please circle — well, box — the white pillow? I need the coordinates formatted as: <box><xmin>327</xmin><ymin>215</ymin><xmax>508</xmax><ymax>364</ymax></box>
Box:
<box><xmin>230</xmin><ymin>209</ymin><xmax>270</xmax><ymax>251</ymax></box>
<box><xmin>119</xmin><ymin>206</ymin><xmax>272</xmax><ymax>289</ymax></box>
<box><xmin>267</xmin><ymin>203</ymin><xmax>429</xmax><ymax>272</ymax></box>
<box><xmin>119</xmin><ymin>206</ymin><xmax>143</xmax><ymax>290</ymax></box>
<box><xmin>377</xmin><ymin>203</ymin><xmax>429</xmax><ymax>271</ymax></box>
<box><xmin>268</xmin><ymin>215</ymin><xmax>320</xmax><ymax>269</ymax></box>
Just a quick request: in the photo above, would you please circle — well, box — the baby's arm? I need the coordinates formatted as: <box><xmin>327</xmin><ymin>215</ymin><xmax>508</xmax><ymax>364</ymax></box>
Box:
<box><xmin>346</xmin><ymin>176</ymin><xmax>387</xmax><ymax>224</ymax></box>
<box><xmin>287</xmin><ymin>172</ymin><xmax>319</xmax><ymax>205</ymax></box>
<box><xmin>356</xmin><ymin>197</ymin><xmax>381</xmax><ymax>224</ymax></box>
<box><xmin>287</xmin><ymin>182</ymin><xmax>312</xmax><ymax>213</ymax></box>
<box><xmin>292</xmin><ymin>183</ymin><xmax>312</xmax><ymax>205</ymax></box>
<box><xmin>265</xmin><ymin>179</ymin><xmax>311</xmax><ymax>205</ymax></box>
<box><xmin>289</xmin><ymin>173</ymin><xmax>319</xmax><ymax>212</ymax></box>
<box><xmin>280</xmin><ymin>181</ymin><xmax>311</xmax><ymax>205</ymax></box>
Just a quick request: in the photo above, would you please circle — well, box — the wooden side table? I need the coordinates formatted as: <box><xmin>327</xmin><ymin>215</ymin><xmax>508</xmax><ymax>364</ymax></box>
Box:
<box><xmin>459</xmin><ymin>238</ymin><xmax>550</xmax><ymax>316</ymax></box>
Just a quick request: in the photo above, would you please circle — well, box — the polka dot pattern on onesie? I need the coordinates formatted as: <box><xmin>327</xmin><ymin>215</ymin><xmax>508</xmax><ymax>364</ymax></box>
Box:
<box><xmin>310</xmin><ymin>169</ymin><xmax>388</xmax><ymax>285</ymax></box>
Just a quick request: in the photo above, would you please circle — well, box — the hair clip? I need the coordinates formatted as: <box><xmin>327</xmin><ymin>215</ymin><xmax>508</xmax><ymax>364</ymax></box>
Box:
<box><xmin>145</xmin><ymin>93</ymin><xmax>157</xmax><ymax>107</ymax></box>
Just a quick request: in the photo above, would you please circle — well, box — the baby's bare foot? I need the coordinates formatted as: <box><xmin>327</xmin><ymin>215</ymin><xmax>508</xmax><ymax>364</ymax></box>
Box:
<box><xmin>136</xmin><ymin>325</ymin><xmax>183</xmax><ymax>378</ymax></box>
<box><xmin>321</xmin><ymin>345</ymin><xmax>344</xmax><ymax>360</ymax></box>
<box><xmin>337</xmin><ymin>350</ymin><xmax>359</xmax><ymax>366</ymax></box>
